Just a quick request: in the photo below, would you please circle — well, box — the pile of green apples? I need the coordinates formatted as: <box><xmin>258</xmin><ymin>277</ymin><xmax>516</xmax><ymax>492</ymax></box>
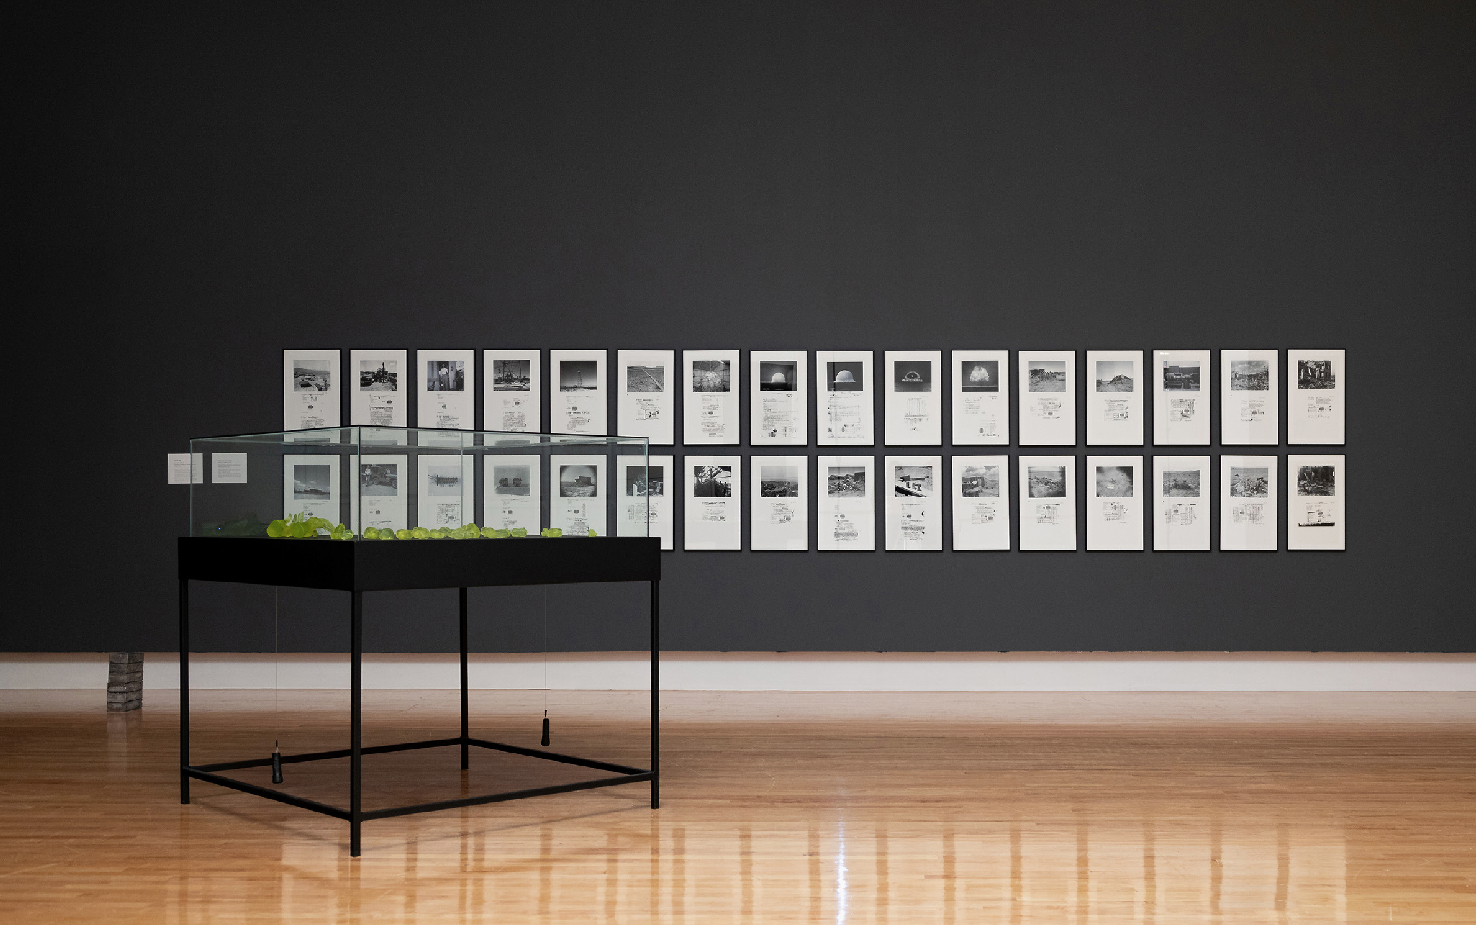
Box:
<box><xmin>266</xmin><ymin>511</ymin><xmax>353</xmax><ymax>540</ymax></box>
<box><xmin>268</xmin><ymin>512</ymin><xmax>599</xmax><ymax>540</ymax></box>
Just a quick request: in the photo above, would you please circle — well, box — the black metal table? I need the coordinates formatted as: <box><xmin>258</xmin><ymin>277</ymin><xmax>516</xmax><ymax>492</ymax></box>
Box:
<box><xmin>178</xmin><ymin>536</ymin><xmax>661</xmax><ymax>856</ymax></box>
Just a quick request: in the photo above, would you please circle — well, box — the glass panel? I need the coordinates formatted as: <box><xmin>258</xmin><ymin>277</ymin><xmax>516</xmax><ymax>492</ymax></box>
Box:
<box><xmin>188</xmin><ymin>427</ymin><xmax>648</xmax><ymax>540</ymax></box>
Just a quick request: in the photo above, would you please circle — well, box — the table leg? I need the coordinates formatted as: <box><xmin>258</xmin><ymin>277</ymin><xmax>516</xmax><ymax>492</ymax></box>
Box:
<box><xmin>650</xmin><ymin>577</ymin><xmax>659</xmax><ymax>810</ymax></box>
<box><xmin>179</xmin><ymin>578</ymin><xmax>190</xmax><ymax>805</ymax></box>
<box><xmin>350</xmin><ymin>589</ymin><xmax>362</xmax><ymax>857</ymax></box>
<box><xmin>460</xmin><ymin>587</ymin><xmax>469</xmax><ymax>770</ymax></box>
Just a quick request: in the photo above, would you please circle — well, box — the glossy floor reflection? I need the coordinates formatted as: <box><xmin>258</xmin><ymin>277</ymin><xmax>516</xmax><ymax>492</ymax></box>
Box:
<box><xmin>2</xmin><ymin>690</ymin><xmax>1474</xmax><ymax>923</ymax></box>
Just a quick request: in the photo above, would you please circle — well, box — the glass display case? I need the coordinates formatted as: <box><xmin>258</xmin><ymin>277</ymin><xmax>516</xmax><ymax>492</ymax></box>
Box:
<box><xmin>189</xmin><ymin>427</ymin><xmax>649</xmax><ymax>541</ymax></box>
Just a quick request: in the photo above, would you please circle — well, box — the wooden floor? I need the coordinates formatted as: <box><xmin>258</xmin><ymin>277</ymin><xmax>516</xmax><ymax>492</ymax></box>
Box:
<box><xmin>2</xmin><ymin>690</ymin><xmax>1474</xmax><ymax>923</ymax></box>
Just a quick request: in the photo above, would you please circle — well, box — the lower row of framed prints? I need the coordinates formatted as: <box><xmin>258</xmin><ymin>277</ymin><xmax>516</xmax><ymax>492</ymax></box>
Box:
<box><xmin>618</xmin><ymin>454</ymin><xmax>1344</xmax><ymax>552</ymax></box>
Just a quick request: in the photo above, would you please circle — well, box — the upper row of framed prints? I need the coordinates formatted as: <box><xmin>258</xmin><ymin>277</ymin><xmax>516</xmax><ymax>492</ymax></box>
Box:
<box><xmin>285</xmin><ymin>348</ymin><xmax>1345</xmax><ymax>447</ymax></box>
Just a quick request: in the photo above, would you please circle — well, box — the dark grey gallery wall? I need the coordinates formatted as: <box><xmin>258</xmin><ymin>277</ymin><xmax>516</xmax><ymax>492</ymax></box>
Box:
<box><xmin>9</xmin><ymin>2</ymin><xmax>1474</xmax><ymax>653</ymax></box>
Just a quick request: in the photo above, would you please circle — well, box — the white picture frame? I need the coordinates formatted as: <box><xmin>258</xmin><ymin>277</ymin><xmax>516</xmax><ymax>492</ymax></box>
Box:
<box><xmin>884</xmin><ymin>350</ymin><xmax>942</xmax><ymax>446</ymax></box>
<box><xmin>751</xmin><ymin>455</ymin><xmax>808</xmax><ymax>551</ymax></box>
<box><xmin>951</xmin><ymin>350</ymin><xmax>1009</xmax><ymax>445</ymax></box>
<box><xmin>1152</xmin><ymin>455</ymin><xmax>1211</xmax><ymax>551</ymax></box>
<box><xmin>815</xmin><ymin>350</ymin><xmax>875</xmax><ymax>446</ymax></box>
<box><xmin>1086</xmin><ymin>455</ymin><xmax>1143</xmax><ymax>551</ymax></box>
<box><xmin>1287</xmin><ymin>349</ymin><xmax>1345</xmax><ymax>445</ymax></box>
<box><xmin>552</xmin><ymin>453</ymin><xmax>607</xmax><ymax>537</ymax></box>
<box><xmin>617</xmin><ymin>454</ymin><xmax>673</xmax><ymax>550</ymax></box>
<box><xmin>351</xmin><ymin>454</ymin><xmax>407</xmax><ymax>535</ymax></box>
<box><xmin>283</xmin><ymin>349</ymin><xmax>341</xmax><ymax>432</ymax></box>
<box><xmin>550</xmin><ymin>350</ymin><xmax>607</xmax><ymax>435</ymax></box>
<box><xmin>951</xmin><ymin>455</ymin><xmax>1009</xmax><ymax>550</ymax></box>
<box><xmin>484</xmin><ymin>349</ymin><xmax>541</xmax><ymax>433</ymax></box>
<box><xmin>750</xmin><ymin>351</ymin><xmax>807</xmax><ymax>445</ymax></box>
<box><xmin>1220</xmin><ymin>454</ymin><xmax>1278</xmax><ymax>550</ymax></box>
<box><xmin>1153</xmin><ymin>349</ymin><xmax>1211</xmax><ymax>445</ymax></box>
<box><xmin>282</xmin><ymin>455</ymin><xmax>340</xmax><ymax>525</ymax></box>
<box><xmin>616</xmin><ymin>349</ymin><xmax>675</xmax><ymax>444</ymax></box>
<box><xmin>817</xmin><ymin>455</ymin><xmax>875</xmax><ymax>551</ymax></box>
<box><xmin>482</xmin><ymin>453</ymin><xmax>542</xmax><ymax>536</ymax></box>
<box><xmin>1086</xmin><ymin>350</ymin><xmax>1143</xmax><ymax>446</ymax></box>
<box><xmin>1018</xmin><ymin>351</ymin><xmax>1076</xmax><ymax>445</ymax></box>
<box><xmin>684</xmin><ymin>455</ymin><xmax>741</xmax><ymax>550</ymax></box>
<box><xmin>350</xmin><ymin>349</ymin><xmax>406</xmax><ymax>428</ymax></box>
<box><xmin>1220</xmin><ymin>349</ymin><xmax>1278</xmax><ymax>445</ymax></box>
<box><xmin>1288</xmin><ymin>454</ymin><xmax>1344</xmax><ymax>550</ymax></box>
<box><xmin>416</xmin><ymin>454</ymin><xmax>474</xmax><ymax>529</ymax></box>
<box><xmin>683</xmin><ymin>349</ymin><xmax>740</xmax><ymax>445</ymax></box>
<box><xmin>1019</xmin><ymin>455</ymin><xmax>1077</xmax><ymax>550</ymax></box>
<box><xmin>884</xmin><ymin>455</ymin><xmax>943</xmax><ymax>550</ymax></box>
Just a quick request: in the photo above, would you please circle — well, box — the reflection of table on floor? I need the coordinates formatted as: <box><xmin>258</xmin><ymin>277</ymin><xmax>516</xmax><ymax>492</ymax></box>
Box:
<box><xmin>178</xmin><ymin>536</ymin><xmax>660</xmax><ymax>857</ymax></box>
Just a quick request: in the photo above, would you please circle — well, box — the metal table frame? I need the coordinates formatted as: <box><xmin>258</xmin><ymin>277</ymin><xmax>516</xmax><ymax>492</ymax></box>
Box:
<box><xmin>178</xmin><ymin>536</ymin><xmax>660</xmax><ymax>857</ymax></box>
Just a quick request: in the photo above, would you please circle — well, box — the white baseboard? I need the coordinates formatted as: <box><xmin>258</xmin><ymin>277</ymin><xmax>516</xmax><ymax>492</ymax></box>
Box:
<box><xmin>2</xmin><ymin>652</ymin><xmax>1475</xmax><ymax>692</ymax></box>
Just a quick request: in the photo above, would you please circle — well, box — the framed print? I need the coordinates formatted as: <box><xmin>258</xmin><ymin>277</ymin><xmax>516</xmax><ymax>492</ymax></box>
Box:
<box><xmin>884</xmin><ymin>350</ymin><xmax>942</xmax><ymax>445</ymax></box>
<box><xmin>550</xmin><ymin>349</ymin><xmax>607</xmax><ymax>435</ymax></box>
<box><xmin>283</xmin><ymin>349</ymin><xmax>341</xmax><ymax>431</ymax></box>
<box><xmin>552</xmin><ymin>454</ymin><xmax>607</xmax><ymax>537</ymax></box>
<box><xmin>617</xmin><ymin>349</ymin><xmax>675</xmax><ymax>444</ymax></box>
<box><xmin>1287</xmin><ymin>349</ymin><xmax>1345</xmax><ymax>445</ymax></box>
<box><xmin>1019</xmin><ymin>455</ymin><xmax>1077</xmax><ymax>550</ymax></box>
<box><xmin>482</xmin><ymin>453</ymin><xmax>542</xmax><ymax>536</ymax></box>
<box><xmin>1018</xmin><ymin>351</ymin><xmax>1076</xmax><ymax>445</ymax></box>
<box><xmin>683</xmin><ymin>349</ymin><xmax>740</xmax><ymax>444</ymax></box>
<box><xmin>818</xmin><ymin>455</ymin><xmax>875</xmax><ymax>551</ymax></box>
<box><xmin>952</xmin><ymin>455</ymin><xmax>1009</xmax><ymax>550</ymax></box>
<box><xmin>751</xmin><ymin>455</ymin><xmax>808</xmax><ymax>550</ymax></box>
<box><xmin>484</xmin><ymin>350</ymin><xmax>541</xmax><ymax>433</ymax></box>
<box><xmin>417</xmin><ymin>349</ymin><xmax>475</xmax><ymax>431</ymax></box>
<box><xmin>1152</xmin><ymin>455</ymin><xmax>1211</xmax><ymax>551</ymax></box>
<box><xmin>282</xmin><ymin>455</ymin><xmax>340</xmax><ymax>525</ymax></box>
<box><xmin>1220</xmin><ymin>349</ymin><xmax>1277</xmax><ymax>445</ymax></box>
<box><xmin>1288</xmin><ymin>454</ymin><xmax>1344</xmax><ymax>550</ymax></box>
<box><xmin>816</xmin><ymin>350</ymin><xmax>875</xmax><ymax>446</ymax></box>
<box><xmin>351</xmin><ymin>454</ymin><xmax>407</xmax><ymax>535</ymax></box>
<box><xmin>684</xmin><ymin>455</ymin><xmax>741</xmax><ymax>550</ymax></box>
<box><xmin>885</xmin><ymin>455</ymin><xmax>943</xmax><ymax>550</ymax></box>
<box><xmin>1087</xmin><ymin>455</ymin><xmax>1143</xmax><ymax>550</ymax></box>
<box><xmin>750</xmin><ymin>351</ymin><xmax>807</xmax><ymax>445</ymax></box>
<box><xmin>1220</xmin><ymin>454</ymin><xmax>1277</xmax><ymax>550</ymax></box>
<box><xmin>1153</xmin><ymin>349</ymin><xmax>1210</xmax><ymax>445</ymax></box>
<box><xmin>617</xmin><ymin>454</ymin><xmax>673</xmax><ymax>550</ymax></box>
<box><xmin>350</xmin><ymin>349</ymin><xmax>406</xmax><ymax>428</ymax></box>
<box><xmin>416</xmin><ymin>454</ymin><xmax>474</xmax><ymax>530</ymax></box>
<box><xmin>1086</xmin><ymin>350</ymin><xmax>1143</xmax><ymax>446</ymax></box>
<box><xmin>951</xmin><ymin>350</ymin><xmax>1009</xmax><ymax>445</ymax></box>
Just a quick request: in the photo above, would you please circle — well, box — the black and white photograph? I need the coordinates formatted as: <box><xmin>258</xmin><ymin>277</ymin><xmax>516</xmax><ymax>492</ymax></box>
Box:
<box><xmin>1229</xmin><ymin>467</ymin><xmax>1270</xmax><ymax>498</ymax></box>
<box><xmin>626</xmin><ymin>465</ymin><xmax>664</xmax><ymax>497</ymax></box>
<box><xmin>1162</xmin><ymin>470</ymin><xmax>1201</xmax><ymax>497</ymax></box>
<box><xmin>559</xmin><ymin>464</ymin><xmax>598</xmax><ymax>498</ymax></box>
<box><xmin>893</xmin><ymin>465</ymin><xmax>934</xmax><ymax>497</ymax></box>
<box><xmin>1297</xmin><ymin>465</ymin><xmax>1336</xmax><ymax>496</ymax></box>
<box><xmin>359</xmin><ymin>360</ymin><xmax>397</xmax><ymax>392</ymax></box>
<box><xmin>626</xmin><ymin>364</ymin><xmax>665</xmax><ymax>392</ymax></box>
<box><xmin>892</xmin><ymin>359</ymin><xmax>932</xmax><ymax>392</ymax></box>
<box><xmin>1028</xmin><ymin>360</ymin><xmax>1067</xmax><ymax>392</ymax></box>
<box><xmin>760</xmin><ymin>464</ymin><xmax>800</xmax><ymax>497</ymax></box>
<box><xmin>692</xmin><ymin>465</ymin><xmax>732</xmax><ymax>497</ymax></box>
<box><xmin>1297</xmin><ymin>359</ymin><xmax>1336</xmax><ymax>389</ymax></box>
<box><xmin>1028</xmin><ymin>466</ymin><xmax>1067</xmax><ymax>498</ymax></box>
<box><xmin>425</xmin><ymin>360</ymin><xmax>465</xmax><ymax>392</ymax></box>
<box><xmin>359</xmin><ymin>463</ymin><xmax>398</xmax><ymax>496</ymax></box>
<box><xmin>294</xmin><ymin>361</ymin><xmax>332</xmax><ymax>392</ymax></box>
<box><xmin>827</xmin><ymin>362</ymin><xmax>864</xmax><ymax>392</ymax></box>
<box><xmin>759</xmin><ymin>361</ymin><xmax>797</xmax><ymax>391</ymax></box>
<box><xmin>493</xmin><ymin>465</ymin><xmax>532</xmax><ymax>496</ymax></box>
<box><xmin>426</xmin><ymin>465</ymin><xmax>463</xmax><ymax>497</ymax></box>
<box><xmin>1096</xmin><ymin>465</ymin><xmax>1134</xmax><ymax>498</ymax></box>
<box><xmin>960</xmin><ymin>465</ymin><xmax>1000</xmax><ymax>498</ymax></box>
<box><xmin>1162</xmin><ymin>361</ymin><xmax>1201</xmax><ymax>391</ymax></box>
<box><xmin>827</xmin><ymin>466</ymin><xmax>866</xmax><ymax>497</ymax></box>
<box><xmin>1095</xmin><ymin>360</ymin><xmax>1135</xmax><ymax>392</ymax></box>
<box><xmin>293</xmin><ymin>464</ymin><xmax>332</xmax><ymax>500</ymax></box>
<box><xmin>691</xmin><ymin>359</ymin><xmax>731</xmax><ymax>392</ymax></box>
<box><xmin>1230</xmin><ymin>360</ymin><xmax>1270</xmax><ymax>391</ymax></box>
<box><xmin>492</xmin><ymin>359</ymin><xmax>530</xmax><ymax>391</ymax></box>
<box><xmin>960</xmin><ymin>359</ymin><xmax>999</xmax><ymax>392</ymax></box>
<box><xmin>558</xmin><ymin>360</ymin><xmax>599</xmax><ymax>391</ymax></box>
